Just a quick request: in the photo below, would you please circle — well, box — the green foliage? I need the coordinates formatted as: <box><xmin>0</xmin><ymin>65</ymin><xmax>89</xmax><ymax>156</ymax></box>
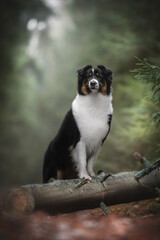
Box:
<box><xmin>131</xmin><ymin>58</ymin><xmax>160</xmax><ymax>127</ymax></box>
<box><xmin>0</xmin><ymin>0</ymin><xmax>160</xmax><ymax>185</ymax></box>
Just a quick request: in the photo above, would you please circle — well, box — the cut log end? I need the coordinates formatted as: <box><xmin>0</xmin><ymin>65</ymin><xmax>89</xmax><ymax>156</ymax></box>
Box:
<box><xmin>4</xmin><ymin>188</ymin><xmax>35</xmax><ymax>214</ymax></box>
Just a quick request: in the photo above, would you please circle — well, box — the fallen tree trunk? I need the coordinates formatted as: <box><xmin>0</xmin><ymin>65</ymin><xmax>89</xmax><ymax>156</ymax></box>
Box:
<box><xmin>3</xmin><ymin>168</ymin><xmax>160</xmax><ymax>214</ymax></box>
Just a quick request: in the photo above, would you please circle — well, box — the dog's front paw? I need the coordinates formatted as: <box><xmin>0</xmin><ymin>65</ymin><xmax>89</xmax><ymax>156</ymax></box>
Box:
<box><xmin>79</xmin><ymin>172</ymin><xmax>92</xmax><ymax>181</ymax></box>
<box><xmin>88</xmin><ymin>170</ymin><xmax>96</xmax><ymax>178</ymax></box>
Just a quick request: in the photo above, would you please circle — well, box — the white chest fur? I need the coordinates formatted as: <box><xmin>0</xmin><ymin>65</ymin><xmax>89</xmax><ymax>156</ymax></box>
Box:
<box><xmin>72</xmin><ymin>93</ymin><xmax>113</xmax><ymax>154</ymax></box>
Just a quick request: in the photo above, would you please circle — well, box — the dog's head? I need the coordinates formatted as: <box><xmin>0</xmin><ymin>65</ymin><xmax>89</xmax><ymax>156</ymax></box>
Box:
<box><xmin>77</xmin><ymin>65</ymin><xmax>113</xmax><ymax>95</ymax></box>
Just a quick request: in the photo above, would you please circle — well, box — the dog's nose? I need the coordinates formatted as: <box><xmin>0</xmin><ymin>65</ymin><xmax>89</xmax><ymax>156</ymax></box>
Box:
<box><xmin>90</xmin><ymin>81</ymin><xmax>96</xmax><ymax>87</ymax></box>
<box><xmin>89</xmin><ymin>79</ymin><xmax>99</xmax><ymax>90</ymax></box>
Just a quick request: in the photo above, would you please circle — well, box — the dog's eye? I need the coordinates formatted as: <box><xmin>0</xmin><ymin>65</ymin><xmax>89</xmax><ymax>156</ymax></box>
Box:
<box><xmin>89</xmin><ymin>72</ymin><xmax>92</xmax><ymax>76</ymax></box>
<box><xmin>96</xmin><ymin>73</ymin><xmax>100</xmax><ymax>76</ymax></box>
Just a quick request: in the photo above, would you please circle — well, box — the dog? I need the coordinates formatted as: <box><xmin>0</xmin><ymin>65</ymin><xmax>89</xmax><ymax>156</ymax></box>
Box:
<box><xmin>43</xmin><ymin>65</ymin><xmax>113</xmax><ymax>183</ymax></box>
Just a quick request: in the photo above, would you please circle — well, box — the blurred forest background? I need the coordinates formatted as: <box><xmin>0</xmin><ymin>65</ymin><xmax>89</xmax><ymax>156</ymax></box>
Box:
<box><xmin>0</xmin><ymin>0</ymin><xmax>160</xmax><ymax>186</ymax></box>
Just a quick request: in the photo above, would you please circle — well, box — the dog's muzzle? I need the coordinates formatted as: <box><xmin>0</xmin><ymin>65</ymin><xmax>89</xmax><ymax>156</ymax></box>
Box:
<box><xmin>88</xmin><ymin>79</ymin><xmax>99</xmax><ymax>91</ymax></box>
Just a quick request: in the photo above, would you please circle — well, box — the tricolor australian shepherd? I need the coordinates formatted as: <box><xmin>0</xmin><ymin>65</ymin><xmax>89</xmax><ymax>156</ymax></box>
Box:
<box><xmin>43</xmin><ymin>65</ymin><xmax>113</xmax><ymax>183</ymax></box>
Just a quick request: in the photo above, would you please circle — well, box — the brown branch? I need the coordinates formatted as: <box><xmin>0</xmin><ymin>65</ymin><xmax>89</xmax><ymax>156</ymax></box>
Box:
<box><xmin>2</xmin><ymin>168</ymin><xmax>160</xmax><ymax>215</ymax></box>
<box><xmin>133</xmin><ymin>152</ymin><xmax>151</xmax><ymax>167</ymax></box>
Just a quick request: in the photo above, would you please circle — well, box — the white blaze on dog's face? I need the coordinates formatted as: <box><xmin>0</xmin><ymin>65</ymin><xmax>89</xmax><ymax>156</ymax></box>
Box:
<box><xmin>88</xmin><ymin>68</ymin><xmax>99</xmax><ymax>93</ymax></box>
<box><xmin>77</xmin><ymin>65</ymin><xmax>112</xmax><ymax>96</ymax></box>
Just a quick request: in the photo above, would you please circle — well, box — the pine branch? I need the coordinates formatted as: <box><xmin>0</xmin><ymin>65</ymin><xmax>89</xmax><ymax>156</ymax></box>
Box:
<box><xmin>130</xmin><ymin>57</ymin><xmax>160</xmax><ymax>127</ymax></box>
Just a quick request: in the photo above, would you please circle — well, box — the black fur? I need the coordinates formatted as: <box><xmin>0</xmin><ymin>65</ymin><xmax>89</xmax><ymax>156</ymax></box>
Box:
<box><xmin>102</xmin><ymin>114</ymin><xmax>112</xmax><ymax>144</ymax></box>
<box><xmin>43</xmin><ymin>109</ymin><xmax>80</xmax><ymax>183</ymax></box>
<box><xmin>97</xmin><ymin>65</ymin><xmax>112</xmax><ymax>95</ymax></box>
<box><xmin>77</xmin><ymin>65</ymin><xmax>92</xmax><ymax>95</ymax></box>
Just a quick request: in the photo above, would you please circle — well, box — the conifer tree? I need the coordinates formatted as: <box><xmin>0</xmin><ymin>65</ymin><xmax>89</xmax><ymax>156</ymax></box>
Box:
<box><xmin>131</xmin><ymin>57</ymin><xmax>160</xmax><ymax>128</ymax></box>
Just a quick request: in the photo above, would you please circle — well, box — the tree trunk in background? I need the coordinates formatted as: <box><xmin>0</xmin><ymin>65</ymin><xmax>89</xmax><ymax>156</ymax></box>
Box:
<box><xmin>3</xmin><ymin>169</ymin><xmax>160</xmax><ymax>214</ymax></box>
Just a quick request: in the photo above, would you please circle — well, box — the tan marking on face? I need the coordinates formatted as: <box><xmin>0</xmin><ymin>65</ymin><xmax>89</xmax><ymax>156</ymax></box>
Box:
<box><xmin>101</xmin><ymin>82</ymin><xmax>107</xmax><ymax>95</ymax></box>
<box><xmin>82</xmin><ymin>83</ymin><xmax>88</xmax><ymax>95</ymax></box>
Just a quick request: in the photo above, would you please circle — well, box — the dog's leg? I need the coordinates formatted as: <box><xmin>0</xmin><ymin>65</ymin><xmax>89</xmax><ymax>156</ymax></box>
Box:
<box><xmin>87</xmin><ymin>148</ymin><xmax>100</xmax><ymax>177</ymax></box>
<box><xmin>72</xmin><ymin>141</ymin><xmax>91</xmax><ymax>180</ymax></box>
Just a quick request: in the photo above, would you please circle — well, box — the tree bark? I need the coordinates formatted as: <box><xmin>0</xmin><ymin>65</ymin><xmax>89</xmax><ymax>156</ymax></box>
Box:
<box><xmin>3</xmin><ymin>169</ymin><xmax>160</xmax><ymax>214</ymax></box>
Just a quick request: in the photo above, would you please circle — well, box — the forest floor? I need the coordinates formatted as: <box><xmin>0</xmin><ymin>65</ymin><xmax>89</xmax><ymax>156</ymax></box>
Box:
<box><xmin>0</xmin><ymin>197</ymin><xmax>160</xmax><ymax>240</ymax></box>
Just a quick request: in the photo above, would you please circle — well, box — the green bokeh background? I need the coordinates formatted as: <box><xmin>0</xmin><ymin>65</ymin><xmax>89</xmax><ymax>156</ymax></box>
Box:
<box><xmin>0</xmin><ymin>0</ymin><xmax>159</xmax><ymax>186</ymax></box>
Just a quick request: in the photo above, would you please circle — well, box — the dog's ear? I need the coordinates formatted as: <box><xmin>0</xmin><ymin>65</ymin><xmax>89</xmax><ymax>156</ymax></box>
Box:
<box><xmin>77</xmin><ymin>65</ymin><xmax>92</xmax><ymax>76</ymax></box>
<box><xmin>98</xmin><ymin>65</ymin><xmax>113</xmax><ymax>95</ymax></box>
<box><xmin>97</xmin><ymin>65</ymin><xmax>113</xmax><ymax>78</ymax></box>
